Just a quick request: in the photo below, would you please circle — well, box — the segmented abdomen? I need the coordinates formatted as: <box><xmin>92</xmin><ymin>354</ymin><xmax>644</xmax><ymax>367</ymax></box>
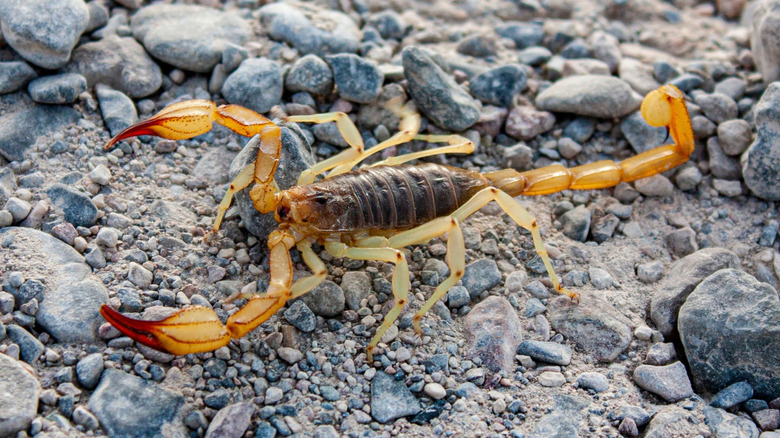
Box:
<box><xmin>319</xmin><ymin>163</ymin><xmax>487</xmax><ymax>231</ymax></box>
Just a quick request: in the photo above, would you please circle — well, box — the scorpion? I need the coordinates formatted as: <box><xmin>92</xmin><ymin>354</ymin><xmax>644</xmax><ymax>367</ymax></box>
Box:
<box><xmin>99</xmin><ymin>85</ymin><xmax>693</xmax><ymax>362</ymax></box>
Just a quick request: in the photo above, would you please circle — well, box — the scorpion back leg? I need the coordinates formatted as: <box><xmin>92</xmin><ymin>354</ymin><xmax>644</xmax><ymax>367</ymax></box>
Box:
<box><xmin>368</xmin><ymin>134</ymin><xmax>475</xmax><ymax>168</ymax></box>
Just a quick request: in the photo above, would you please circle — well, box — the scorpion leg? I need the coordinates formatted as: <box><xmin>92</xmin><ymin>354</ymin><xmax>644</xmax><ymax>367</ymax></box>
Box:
<box><xmin>368</xmin><ymin>134</ymin><xmax>475</xmax><ymax>168</ymax></box>
<box><xmin>386</xmin><ymin>217</ymin><xmax>466</xmax><ymax>334</ymax></box>
<box><xmin>325</xmin><ymin>242</ymin><xmax>409</xmax><ymax>363</ymax></box>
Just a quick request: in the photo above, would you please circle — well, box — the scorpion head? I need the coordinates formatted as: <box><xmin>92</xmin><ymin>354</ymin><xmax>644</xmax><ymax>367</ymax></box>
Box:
<box><xmin>276</xmin><ymin>185</ymin><xmax>354</xmax><ymax>232</ymax></box>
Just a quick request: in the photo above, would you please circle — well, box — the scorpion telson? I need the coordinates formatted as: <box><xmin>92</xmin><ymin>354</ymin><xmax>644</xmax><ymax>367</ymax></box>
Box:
<box><xmin>100</xmin><ymin>85</ymin><xmax>693</xmax><ymax>362</ymax></box>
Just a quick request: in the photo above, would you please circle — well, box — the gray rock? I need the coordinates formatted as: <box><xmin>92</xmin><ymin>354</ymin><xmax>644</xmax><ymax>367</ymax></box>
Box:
<box><xmin>516</xmin><ymin>340</ymin><xmax>572</xmax><ymax>365</ymax></box>
<box><xmin>708</xmin><ymin>137</ymin><xmax>742</xmax><ymax>180</ymax></box>
<box><xmin>258</xmin><ymin>2</ymin><xmax>359</xmax><ymax>56</ymax></box>
<box><xmin>530</xmin><ymin>395</ymin><xmax>589</xmax><ymax>438</ymax></box>
<box><xmin>620</xmin><ymin>111</ymin><xmax>668</xmax><ymax>155</ymax></box>
<box><xmin>366</xmin><ymin>10</ymin><xmax>406</xmax><ymax>40</ymax></box>
<box><xmin>326</xmin><ymin>54</ymin><xmax>383</xmax><ymax>103</ymax></box>
<box><xmin>456</xmin><ymin>32</ymin><xmax>499</xmax><ymax>58</ymax></box>
<box><xmin>85</xmin><ymin>1</ymin><xmax>109</xmax><ymax>32</ymax></box>
<box><xmin>710</xmin><ymin>381</ymin><xmax>754</xmax><ymax>409</ymax></box>
<box><xmin>97</xmin><ymin>84</ymin><xmax>138</xmax><ymax>138</ymax></box>
<box><xmin>717</xmin><ymin>119</ymin><xmax>753</xmax><ymax>156</ymax></box>
<box><xmin>193</xmin><ymin>146</ymin><xmax>237</xmax><ymax>185</ymax></box>
<box><xmin>590</xmin><ymin>214</ymin><xmax>619</xmax><ymax>244</ymax></box>
<box><xmin>0</xmin><ymin>61</ymin><xmax>37</xmax><ymax>94</ymax></box>
<box><xmin>341</xmin><ymin>271</ymin><xmax>371</xmax><ymax>311</ymax></box>
<box><xmin>469</xmin><ymin>64</ymin><xmax>527</xmax><ymax>107</ymax></box>
<box><xmin>560</xmin><ymin>205</ymin><xmax>592</xmax><ymax>242</ymax></box>
<box><xmin>5</xmin><ymin>324</ymin><xmax>44</xmax><ymax>364</ymax></box>
<box><xmin>205</xmin><ymin>402</ymin><xmax>255</xmax><ymax>438</ymax></box>
<box><xmin>446</xmin><ymin>286</ymin><xmax>470</xmax><ymax>309</ymax></box>
<box><xmin>4</xmin><ymin>197</ymin><xmax>31</xmax><ymax>223</ymax></box>
<box><xmin>402</xmin><ymin>46</ymin><xmax>480</xmax><ymax>131</ymax></box>
<box><xmin>370</xmin><ymin>371</ymin><xmax>421</xmax><ymax>423</ymax></box>
<box><xmin>751</xmin><ymin>0</ymin><xmax>780</xmax><ymax>84</ymax></box>
<box><xmin>679</xmin><ymin>268</ymin><xmax>780</xmax><ymax>398</ymax></box>
<box><xmin>577</xmin><ymin>372</ymin><xmax>608</xmax><ymax>392</ymax></box>
<box><xmin>128</xmin><ymin>262</ymin><xmax>153</xmax><ymax>289</ymax></box>
<box><xmin>695</xmin><ymin>92</ymin><xmax>738</xmax><ymax>124</ymax></box>
<box><xmin>65</xmin><ymin>35</ymin><xmax>162</xmax><ymax>98</ymax></box>
<box><xmin>131</xmin><ymin>4</ymin><xmax>251</xmax><ymax>73</ymax></box>
<box><xmin>548</xmin><ymin>292</ymin><xmax>632</xmax><ymax>362</ymax></box>
<box><xmin>496</xmin><ymin>23</ymin><xmax>544</xmax><ymax>49</ymax></box>
<box><xmin>504</xmin><ymin>105</ymin><xmax>556</xmax><ymax>140</ymax></box>
<box><xmin>76</xmin><ymin>353</ymin><xmax>104</xmax><ymax>390</ymax></box>
<box><xmin>295</xmin><ymin>280</ymin><xmax>344</xmax><ymax>318</ymax></box>
<box><xmin>633</xmin><ymin>361</ymin><xmax>693</xmax><ymax>402</ymax></box>
<box><xmin>650</xmin><ymin>248</ymin><xmax>739</xmax><ymax>337</ymax></box>
<box><xmin>715</xmin><ymin>77</ymin><xmax>747</xmax><ymax>101</ymax></box>
<box><xmin>45</xmin><ymin>183</ymin><xmax>98</xmax><ymax>227</ymax></box>
<box><xmin>664</xmin><ymin>227</ymin><xmax>698</xmax><ymax>257</ymax></box>
<box><xmin>645</xmin><ymin>342</ymin><xmax>677</xmax><ymax>365</ymax></box>
<box><xmin>37</xmin><ymin>280</ymin><xmax>108</xmax><ymax>343</ymax></box>
<box><xmin>27</xmin><ymin>73</ymin><xmax>87</xmax><ymax>104</ymax></box>
<box><xmin>461</xmin><ymin>258</ymin><xmax>501</xmax><ymax>298</ymax></box>
<box><xmin>618</xmin><ymin>405</ymin><xmax>651</xmax><ymax>427</ymax></box>
<box><xmin>285</xmin><ymin>54</ymin><xmax>333</xmax><ymax>96</ymax></box>
<box><xmin>644</xmin><ymin>406</ymin><xmax>704</xmax><ymax>438</ymax></box>
<box><xmin>0</xmin><ymin>0</ymin><xmax>89</xmax><ymax>69</ymax></box>
<box><xmin>0</xmin><ymin>354</ymin><xmax>41</xmax><ymax>436</ymax></box>
<box><xmin>89</xmin><ymin>369</ymin><xmax>185</xmax><ymax>438</ymax></box>
<box><xmin>619</xmin><ymin>58</ymin><xmax>660</xmax><ymax>96</ymax></box>
<box><xmin>283</xmin><ymin>300</ymin><xmax>317</xmax><ymax>332</ymax></box>
<box><xmin>669</xmin><ymin>73</ymin><xmax>704</xmax><ymax>92</ymax></box>
<box><xmin>464</xmin><ymin>296</ymin><xmax>522</xmax><ymax>373</ymax></box>
<box><xmin>535</xmin><ymin>75</ymin><xmax>643</xmax><ymax>118</ymax></box>
<box><xmin>703</xmin><ymin>406</ymin><xmax>760</xmax><ymax>438</ymax></box>
<box><xmin>744</xmin><ymin>82</ymin><xmax>780</xmax><ymax>200</ymax></box>
<box><xmin>229</xmin><ymin>128</ymin><xmax>314</xmax><ymax>239</ymax></box>
<box><xmin>0</xmin><ymin>105</ymin><xmax>79</xmax><ymax>162</ymax></box>
<box><xmin>518</xmin><ymin>46</ymin><xmax>553</xmax><ymax>66</ymax></box>
<box><xmin>589</xmin><ymin>31</ymin><xmax>622</xmax><ymax>73</ymax></box>
<box><xmin>222</xmin><ymin>58</ymin><xmax>283</xmax><ymax>114</ymax></box>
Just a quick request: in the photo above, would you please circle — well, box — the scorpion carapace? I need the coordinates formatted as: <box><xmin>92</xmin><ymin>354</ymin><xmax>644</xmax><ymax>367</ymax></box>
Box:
<box><xmin>100</xmin><ymin>85</ymin><xmax>693</xmax><ymax>361</ymax></box>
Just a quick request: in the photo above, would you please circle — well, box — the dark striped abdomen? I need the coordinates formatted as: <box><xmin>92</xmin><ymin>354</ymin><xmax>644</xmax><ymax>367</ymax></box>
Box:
<box><xmin>307</xmin><ymin>163</ymin><xmax>487</xmax><ymax>231</ymax></box>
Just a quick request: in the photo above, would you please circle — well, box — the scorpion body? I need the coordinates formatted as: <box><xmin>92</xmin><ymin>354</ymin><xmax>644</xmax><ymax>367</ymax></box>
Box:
<box><xmin>99</xmin><ymin>85</ymin><xmax>693</xmax><ymax>361</ymax></box>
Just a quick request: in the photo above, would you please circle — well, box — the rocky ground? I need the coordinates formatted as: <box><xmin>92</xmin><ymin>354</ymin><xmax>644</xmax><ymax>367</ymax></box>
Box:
<box><xmin>1</xmin><ymin>0</ymin><xmax>780</xmax><ymax>437</ymax></box>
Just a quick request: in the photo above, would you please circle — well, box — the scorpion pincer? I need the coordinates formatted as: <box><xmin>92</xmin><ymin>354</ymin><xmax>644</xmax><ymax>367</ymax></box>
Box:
<box><xmin>100</xmin><ymin>85</ymin><xmax>693</xmax><ymax>362</ymax></box>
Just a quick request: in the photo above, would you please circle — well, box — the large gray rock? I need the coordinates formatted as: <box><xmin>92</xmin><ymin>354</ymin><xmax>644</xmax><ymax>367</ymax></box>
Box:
<box><xmin>0</xmin><ymin>0</ymin><xmax>89</xmax><ymax>69</ymax></box>
<box><xmin>258</xmin><ymin>2</ymin><xmax>360</xmax><ymax>56</ymax></box>
<box><xmin>402</xmin><ymin>46</ymin><xmax>480</xmax><ymax>131</ymax></box>
<box><xmin>0</xmin><ymin>105</ymin><xmax>80</xmax><ymax>162</ymax></box>
<box><xmin>89</xmin><ymin>369</ymin><xmax>185</xmax><ymax>437</ymax></box>
<box><xmin>535</xmin><ymin>75</ymin><xmax>643</xmax><ymax>118</ymax></box>
<box><xmin>0</xmin><ymin>354</ymin><xmax>41</xmax><ymax>436</ymax></box>
<box><xmin>751</xmin><ymin>0</ymin><xmax>780</xmax><ymax>84</ymax></box>
<box><xmin>650</xmin><ymin>248</ymin><xmax>740</xmax><ymax>337</ymax></box>
<box><xmin>743</xmin><ymin>82</ymin><xmax>780</xmax><ymax>200</ymax></box>
<box><xmin>222</xmin><ymin>58</ymin><xmax>283</xmax><ymax>114</ymax></box>
<box><xmin>548</xmin><ymin>292</ymin><xmax>632</xmax><ymax>362</ymax></box>
<box><xmin>679</xmin><ymin>269</ymin><xmax>780</xmax><ymax>398</ymax></box>
<box><xmin>131</xmin><ymin>4</ymin><xmax>251</xmax><ymax>73</ymax></box>
<box><xmin>65</xmin><ymin>35</ymin><xmax>163</xmax><ymax>98</ymax></box>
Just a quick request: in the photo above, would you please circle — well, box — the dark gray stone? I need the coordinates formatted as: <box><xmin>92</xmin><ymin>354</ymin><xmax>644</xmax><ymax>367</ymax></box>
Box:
<box><xmin>620</xmin><ymin>111</ymin><xmax>668</xmax><ymax>155</ymax></box>
<box><xmin>283</xmin><ymin>300</ymin><xmax>317</xmax><ymax>333</ymax></box>
<box><xmin>130</xmin><ymin>4</ymin><xmax>251</xmax><ymax>73</ymax></box>
<box><xmin>76</xmin><ymin>353</ymin><xmax>104</xmax><ymax>390</ymax></box>
<box><xmin>496</xmin><ymin>23</ymin><xmax>544</xmax><ymax>49</ymax></box>
<box><xmin>259</xmin><ymin>2</ymin><xmax>359</xmax><ymax>56</ymax></box>
<box><xmin>45</xmin><ymin>183</ymin><xmax>98</xmax><ymax>227</ymax></box>
<box><xmin>0</xmin><ymin>0</ymin><xmax>89</xmax><ymax>69</ymax></box>
<box><xmin>461</xmin><ymin>258</ymin><xmax>501</xmax><ymax>298</ymax></box>
<box><xmin>695</xmin><ymin>92</ymin><xmax>738</xmax><ymax>124</ymax></box>
<box><xmin>710</xmin><ymin>381</ymin><xmax>754</xmax><ymax>409</ymax></box>
<box><xmin>469</xmin><ymin>64</ymin><xmax>527</xmax><ymax>107</ymax></box>
<box><xmin>679</xmin><ymin>269</ymin><xmax>780</xmax><ymax>398</ymax></box>
<box><xmin>5</xmin><ymin>324</ymin><xmax>44</xmax><ymax>364</ymax></box>
<box><xmin>560</xmin><ymin>205</ymin><xmax>591</xmax><ymax>242</ymax></box>
<box><xmin>650</xmin><ymin>248</ymin><xmax>739</xmax><ymax>337</ymax></box>
<box><xmin>370</xmin><ymin>371</ymin><xmax>421</xmax><ymax>423</ymax></box>
<box><xmin>89</xmin><ymin>369</ymin><xmax>185</xmax><ymax>438</ymax></box>
<box><xmin>295</xmin><ymin>280</ymin><xmax>345</xmax><ymax>318</ymax></box>
<box><xmin>517</xmin><ymin>340</ymin><xmax>572</xmax><ymax>365</ymax></box>
<box><xmin>222</xmin><ymin>58</ymin><xmax>283</xmax><ymax>114</ymax></box>
<box><xmin>28</xmin><ymin>73</ymin><xmax>87</xmax><ymax>104</ymax></box>
<box><xmin>341</xmin><ymin>271</ymin><xmax>371</xmax><ymax>311</ymax></box>
<box><xmin>37</xmin><ymin>280</ymin><xmax>108</xmax><ymax>343</ymax></box>
<box><xmin>517</xmin><ymin>46</ymin><xmax>552</xmax><ymax>66</ymax></box>
<box><xmin>0</xmin><ymin>106</ymin><xmax>79</xmax><ymax>162</ymax></box>
<box><xmin>744</xmin><ymin>82</ymin><xmax>780</xmax><ymax>200</ymax></box>
<box><xmin>366</xmin><ymin>11</ymin><xmax>406</xmax><ymax>40</ymax></box>
<box><xmin>402</xmin><ymin>46</ymin><xmax>480</xmax><ymax>131</ymax></box>
<box><xmin>285</xmin><ymin>54</ymin><xmax>333</xmax><ymax>96</ymax></box>
<box><xmin>326</xmin><ymin>54</ymin><xmax>382</xmax><ymax>103</ymax></box>
<box><xmin>535</xmin><ymin>75</ymin><xmax>643</xmax><ymax>118</ymax></box>
<box><xmin>0</xmin><ymin>61</ymin><xmax>37</xmax><ymax>94</ymax></box>
<box><xmin>65</xmin><ymin>35</ymin><xmax>162</xmax><ymax>98</ymax></box>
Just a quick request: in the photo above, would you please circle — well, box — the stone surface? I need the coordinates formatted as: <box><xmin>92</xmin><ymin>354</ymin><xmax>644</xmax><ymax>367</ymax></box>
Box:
<box><xmin>45</xmin><ymin>183</ymin><xmax>99</xmax><ymax>227</ymax></box>
<box><xmin>679</xmin><ymin>268</ymin><xmax>780</xmax><ymax>398</ymax></box>
<box><xmin>464</xmin><ymin>296</ymin><xmax>523</xmax><ymax>373</ymax></box>
<box><xmin>222</xmin><ymin>58</ymin><xmax>283</xmax><ymax>114</ymax></box>
<box><xmin>205</xmin><ymin>402</ymin><xmax>255</xmax><ymax>438</ymax></box>
<box><xmin>516</xmin><ymin>340</ymin><xmax>572</xmax><ymax>366</ymax></box>
<box><xmin>0</xmin><ymin>61</ymin><xmax>37</xmax><ymax>94</ymax></box>
<box><xmin>535</xmin><ymin>75</ymin><xmax>643</xmax><ymax>118</ymax></box>
<box><xmin>703</xmin><ymin>406</ymin><xmax>760</xmax><ymax>438</ymax></box>
<box><xmin>259</xmin><ymin>2</ymin><xmax>360</xmax><ymax>56</ymax></box>
<box><xmin>0</xmin><ymin>106</ymin><xmax>80</xmax><ymax>162</ymax></box>
<box><xmin>0</xmin><ymin>354</ymin><xmax>41</xmax><ymax>437</ymax></box>
<box><xmin>97</xmin><ymin>84</ymin><xmax>138</xmax><ymax>138</ymax></box>
<box><xmin>744</xmin><ymin>82</ymin><xmax>780</xmax><ymax>200</ymax></box>
<box><xmin>27</xmin><ymin>73</ymin><xmax>87</xmax><ymax>104</ymax></box>
<box><xmin>751</xmin><ymin>0</ymin><xmax>780</xmax><ymax>83</ymax></box>
<box><xmin>633</xmin><ymin>361</ymin><xmax>694</xmax><ymax>402</ymax></box>
<box><xmin>326</xmin><ymin>54</ymin><xmax>383</xmax><ymax>103</ymax></box>
<box><xmin>468</xmin><ymin>64</ymin><xmax>527</xmax><ymax>107</ymax></box>
<box><xmin>0</xmin><ymin>0</ymin><xmax>89</xmax><ymax>69</ymax></box>
<box><xmin>710</xmin><ymin>381</ymin><xmax>754</xmax><ymax>409</ymax></box>
<box><xmin>530</xmin><ymin>395</ymin><xmax>589</xmax><ymax>437</ymax></box>
<box><xmin>370</xmin><ymin>371</ymin><xmax>421</xmax><ymax>423</ymax></box>
<box><xmin>130</xmin><ymin>4</ymin><xmax>251</xmax><ymax>72</ymax></box>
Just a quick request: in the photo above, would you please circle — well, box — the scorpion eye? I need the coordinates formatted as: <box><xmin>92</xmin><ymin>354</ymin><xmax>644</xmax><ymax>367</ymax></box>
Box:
<box><xmin>313</xmin><ymin>195</ymin><xmax>328</xmax><ymax>205</ymax></box>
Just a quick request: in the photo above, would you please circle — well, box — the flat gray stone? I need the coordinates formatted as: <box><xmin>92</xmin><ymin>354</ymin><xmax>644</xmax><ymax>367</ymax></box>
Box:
<box><xmin>536</xmin><ymin>75</ymin><xmax>643</xmax><ymax>118</ymax></box>
<box><xmin>633</xmin><ymin>361</ymin><xmax>694</xmax><ymax>402</ymax></box>
<box><xmin>370</xmin><ymin>371</ymin><xmax>421</xmax><ymax>423</ymax></box>
<box><xmin>0</xmin><ymin>354</ymin><xmax>41</xmax><ymax>436</ymax></box>
<box><xmin>0</xmin><ymin>105</ymin><xmax>79</xmax><ymax>162</ymax></box>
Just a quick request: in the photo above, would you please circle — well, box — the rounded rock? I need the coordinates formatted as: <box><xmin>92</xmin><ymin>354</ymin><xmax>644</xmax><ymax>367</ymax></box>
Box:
<box><xmin>222</xmin><ymin>58</ymin><xmax>283</xmax><ymax>114</ymax></box>
<box><xmin>27</xmin><ymin>73</ymin><xmax>87</xmax><ymax>104</ymax></box>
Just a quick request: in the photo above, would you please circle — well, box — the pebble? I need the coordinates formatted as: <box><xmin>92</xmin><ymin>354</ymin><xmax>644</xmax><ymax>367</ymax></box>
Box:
<box><xmin>664</xmin><ymin>227</ymin><xmax>698</xmax><ymax>257</ymax></box>
<box><xmin>504</xmin><ymin>106</ymin><xmax>556</xmax><ymax>140</ymax></box>
<box><xmin>423</xmin><ymin>383</ymin><xmax>446</xmax><ymax>400</ymax></box>
<box><xmin>717</xmin><ymin>119</ymin><xmax>752</xmax><ymax>156</ymax></box>
<box><xmin>295</xmin><ymin>280</ymin><xmax>345</xmax><ymax>318</ymax></box>
<box><xmin>618</xmin><ymin>58</ymin><xmax>660</xmax><ymax>96</ymax></box>
<box><xmin>283</xmin><ymin>300</ymin><xmax>317</xmax><ymax>332</ymax></box>
<box><xmin>66</xmin><ymin>35</ymin><xmax>162</xmax><ymax>98</ymax></box>
<box><xmin>524</xmin><ymin>297</ymin><xmax>546</xmax><ymax>317</ymax></box>
<box><xmin>0</xmin><ymin>0</ymin><xmax>89</xmax><ymax>69</ymax></box>
<box><xmin>588</xmin><ymin>267</ymin><xmax>613</xmax><ymax>289</ymax></box>
<box><xmin>577</xmin><ymin>372</ymin><xmax>609</xmax><ymax>392</ymax></box>
<box><xmin>27</xmin><ymin>73</ymin><xmax>87</xmax><ymax>104</ymax></box>
<box><xmin>127</xmin><ymin>262</ymin><xmax>153</xmax><ymax>288</ymax></box>
<box><xmin>531</xmin><ymin>395</ymin><xmax>588</xmax><ymax>437</ymax></box>
<box><xmin>204</xmin><ymin>389</ymin><xmax>231</xmax><ymax>409</ymax></box>
<box><xmin>675</xmin><ymin>166</ymin><xmax>703</xmax><ymax>191</ymax></box>
<box><xmin>744</xmin><ymin>82</ymin><xmax>780</xmax><ymax>200</ymax></box>
<box><xmin>753</xmin><ymin>409</ymin><xmax>780</xmax><ymax>431</ymax></box>
<box><xmin>130</xmin><ymin>4</ymin><xmax>250</xmax><ymax>73</ymax></box>
<box><xmin>710</xmin><ymin>381</ymin><xmax>754</xmax><ymax>409</ymax></box>
<box><xmin>222</xmin><ymin>58</ymin><xmax>283</xmax><ymax>115</ymax></box>
<box><xmin>468</xmin><ymin>64</ymin><xmax>527</xmax><ymax>107</ymax></box>
<box><xmin>679</xmin><ymin>269</ymin><xmax>780</xmax><ymax>398</ymax></box>
<box><xmin>0</xmin><ymin>61</ymin><xmax>37</xmax><ymax>94</ymax></box>
<box><xmin>634</xmin><ymin>361</ymin><xmax>694</xmax><ymax>403</ymax></box>
<box><xmin>76</xmin><ymin>353</ymin><xmax>104</xmax><ymax>390</ymax></box>
<box><xmin>277</xmin><ymin>347</ymin><xmax>304</xmax><ymax>364</ymax></box>
<box><xmin>97</xmin><ymin>84</ymin><xmax>138</xmax><ymax>137</ymax></box>
<box><xmin>460</xmin><ymin>258</ymin><xmax>501</xmax><ymax>298</ymax></box>
<box><xmin>695</xmin><ymin>92</ymin><xmax>738</xmax><ymax>124</ymax></box>
<box><xmin>4</xmin><ymin>197</ymin><xmax>31</xmax><ymax>223</ymax></box>
<box><xmin>259</xmin><ymin>2</ymin><xmax>359</xmax><ymax>56</ymax></box>
<box><xmin>370</xmin><ymin>371</ymin><xmax>421</xmax><ymax>423</ymax></box>
<box><xmin>589</xmin><ymin>31</ymin><xmax>622</xmax><ymax>72</ymax></box>
<box><xmin>402</xmin><ymin>46</ymin><xmax>480</xmax><ymax>131</ymax></box>
<box><xmin>5</xmin><ymin>324</ymin><xmax>44</xmax><ymax>364</ymax></box>
<box><xmin>535</xmin><ymin>75</ymin><xmax>642</xmax><ymax>118</ymax></box>
<box><xmin>518</xmin><ymin>46</ymin><xmax>553</xmax><ymax>66</ymax></box>
<box><xmin>496</xmin><ymin>23</ymin><xmax>543</xmax><ymax>49</ymax></box>
<box><xmin>464</xmin><ymin>296</ymin><xmax>522</xmax><ymax>373</ymax></box>
<box><xmin>703</xmin><ymin>406</ymin><xmax>760</xmax><ymax>438</ymax></box>
<box><xmin>89</xmin><ymin>369</ymin><xmax>183</xmax><ymax>436</ymax></box>
<box><xmin>634</xmin><ymin>174</ymin><xmax>675</xmax><ymax>197</ymax></box>
<box><xmin>446</xmin><ymin>285</ymin><xmax>470</xmax><ymax>308</ymax></box>
<box><xmin>326</xmin><ymin>54</ymin><xmax>382</xmax><ymax>103</ymax></box>
<box><xmin>0</xmin><ymin>354</ymin><xmax>42</xmax><ymax>436</ymax></box>
<box><xmin>620</xmin><ymin>110</ymin><xmax>668</xmax><ymax>154</ymax></box>
<box><xmin>205</xmin><ymin>402</ymin><xmax>255</xmax><ymax>438</ymax></box>
<box><xmin>645</xmin><ymin>342</ymin><xmax>677</xmax><ymax>365</ymax></box>
<box><xmin>560</xmin><ymin>205</ymin><xmax>591</xmax><ymax>242</ymax></box>
<box><xmin>538</xmin><ymin>371</ymin><xmax>566</xmax><ymax>387</ymax></box>
<box><xmin>285</xmin><ymin>54</ymin><xmax>333</xmax><ymax>95</ymax></box>
<box><xmin>516</xmin><ymin>340</ymin><xmax>572</xmax><ymax>366</ymax></box>
<box><xmin>456</xmin><ymin>32</ymin><xmax>499</xmax><ymax>58</ymax></box>
<box><xmin>0</xmin><ymin>105</ymin><xmax>80</xmax><ymax>162</ymax></box>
